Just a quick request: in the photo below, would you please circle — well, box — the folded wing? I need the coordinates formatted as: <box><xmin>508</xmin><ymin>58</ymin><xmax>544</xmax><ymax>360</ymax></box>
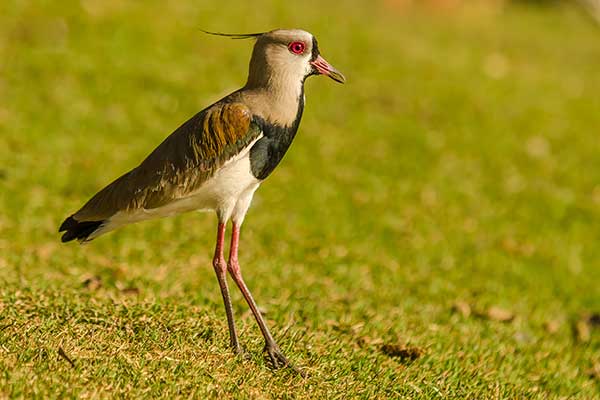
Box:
<box><xmin>59</xmin><ymin>102</ymin><xmax>261</xmax><ymax>242</ymax></box>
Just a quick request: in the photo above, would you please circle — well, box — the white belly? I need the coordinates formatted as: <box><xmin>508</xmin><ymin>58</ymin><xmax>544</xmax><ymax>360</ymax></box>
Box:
<box><xmin>143</xmin><ymin>149</ymin><xmax>260</xmax><ymax>218</ymax></box>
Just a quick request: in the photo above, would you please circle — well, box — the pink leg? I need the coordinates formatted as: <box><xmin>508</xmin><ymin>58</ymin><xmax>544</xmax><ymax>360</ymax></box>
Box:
<box><xmin>212</xmin><ymin>222</ymin><xmax>242</xmax><ymax>354</ymax></box>
<box><xmin>227</xmin><ymin>222</ymin><xmax>294</xmax><ymax>370</ymax></box>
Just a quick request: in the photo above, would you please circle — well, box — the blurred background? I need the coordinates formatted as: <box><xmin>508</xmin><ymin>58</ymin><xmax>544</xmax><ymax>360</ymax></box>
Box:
<box><xmin>1</xmin><ymin>0</ymin><xmax>599</xmax><ymax>398</ymax></box>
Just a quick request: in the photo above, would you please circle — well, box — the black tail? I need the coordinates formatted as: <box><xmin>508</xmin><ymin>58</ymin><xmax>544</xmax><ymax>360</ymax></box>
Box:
<box><xmin>59</xmin><ymin>216</ymin><xmax>103</xmax><ymax>243</ymax></box>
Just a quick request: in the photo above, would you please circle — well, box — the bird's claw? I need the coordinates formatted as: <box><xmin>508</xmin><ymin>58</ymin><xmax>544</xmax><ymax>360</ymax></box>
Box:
<box><xmin>264</xmin><ymin>344</ymin><xmax>289</xmax><ymax>369</ymax></box>
<box><xmin>232</xmin><ymin>344</ymin><xmax>252</xmax><ymax>360</ymax></box>
<box><xmin>264</xmin><ymin>344</ymin><xmax>306</xmax><ymax>377</ymax></box>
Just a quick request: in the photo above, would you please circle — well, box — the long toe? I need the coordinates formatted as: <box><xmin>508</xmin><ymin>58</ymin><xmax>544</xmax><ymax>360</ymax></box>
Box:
<box><xmin>233</xmin><ymin>344</ymin><xmax>252</xmax><ymax>361</ymax></box>
<box><xmin>264</xmin><ymin>344</ymin><xmax>289</xmax><ymax>369</ymax></box>
<box><xmin>264</xmin><ymin>344</ymin><xmax>306</xmax><ymax>377</ymax></box>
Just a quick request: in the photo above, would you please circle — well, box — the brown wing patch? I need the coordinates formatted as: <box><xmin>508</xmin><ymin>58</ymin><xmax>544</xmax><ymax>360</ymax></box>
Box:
<box><xmin>195</xmin><ymin>103</ymin><xmax>252</xmax><ymax>170</ymax></box>
<box><xmin>72</xmin><ymin>102</ymin><xmax>261</xmax><ymax>222</ymax></box>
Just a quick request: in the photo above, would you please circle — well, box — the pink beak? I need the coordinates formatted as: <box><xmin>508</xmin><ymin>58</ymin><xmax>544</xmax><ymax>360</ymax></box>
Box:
<box><xmin>310</xmin><ymin>55</ymin><xmax>346</xmax><ymax>84</ymax></box>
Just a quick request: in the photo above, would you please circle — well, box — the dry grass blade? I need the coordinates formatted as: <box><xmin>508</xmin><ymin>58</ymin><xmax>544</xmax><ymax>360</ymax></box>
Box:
<box><xmin>57</xmin><ymin>347</ymin><xmax>75</xmax><ymax>368</ymax></box>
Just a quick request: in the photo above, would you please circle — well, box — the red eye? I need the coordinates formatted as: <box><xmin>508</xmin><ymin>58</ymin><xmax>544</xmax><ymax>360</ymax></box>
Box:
<box><xmin>288</xmin><ymin>41</ymin><xmax>305</xmax><ymax>55</ymax></box>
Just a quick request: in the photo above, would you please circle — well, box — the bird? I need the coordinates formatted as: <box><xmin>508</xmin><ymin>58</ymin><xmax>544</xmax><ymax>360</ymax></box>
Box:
<box><xmin>58</xmin><ymin>28</ymin><xmax>345</xmax><ymax>371</ymax></box>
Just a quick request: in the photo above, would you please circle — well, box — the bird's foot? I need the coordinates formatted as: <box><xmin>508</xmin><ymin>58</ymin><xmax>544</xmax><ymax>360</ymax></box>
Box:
<box><xmin>263</xmin><ymin>343</ymin><xmax>306</xmax><ymax>377</ymax></box>
<box><xmin>264</xmin><ymin>344</ymin><xmax>288</xmax><ymax>369</ymax></box>
<box><xmin>232</xmin><ymin>343</ymin><xmax>252</xmax><ymax>360</ymax></box>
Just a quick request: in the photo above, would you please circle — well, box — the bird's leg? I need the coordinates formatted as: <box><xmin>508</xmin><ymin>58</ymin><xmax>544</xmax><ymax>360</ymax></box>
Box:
<box><xmin>212</xmin><ymin>222</ymin><xmax>243</xmax><ymax>355</ymax></box>
<box><xmin>227</xmin><ymin>222</ymin><xmax>293</xmax><ymax>371</ymax></box>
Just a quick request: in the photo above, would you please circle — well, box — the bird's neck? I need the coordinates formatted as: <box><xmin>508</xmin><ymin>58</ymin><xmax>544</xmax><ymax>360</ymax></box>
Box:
<box><xmin>242</xmin><ymin>72</ymin><xmax>305</xmax><ymax>127</ymax></box>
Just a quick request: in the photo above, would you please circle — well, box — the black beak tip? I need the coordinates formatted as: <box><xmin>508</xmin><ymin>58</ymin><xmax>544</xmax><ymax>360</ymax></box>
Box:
<box><xmin>330</xmin><ymin>73</ymin><xmax>346</xmax><ymax>84</ymax></box>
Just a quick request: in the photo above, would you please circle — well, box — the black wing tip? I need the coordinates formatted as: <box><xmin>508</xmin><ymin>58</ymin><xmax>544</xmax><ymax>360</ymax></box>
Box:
<box><xmin>59</xmin><ymin>216</ymin><xmax>103</xmax><ymax>243</ymax></box>
<box><xmin>200</xmin><ymin>29</ymin><xmax>265</xmax><ymax>40</ymax></box>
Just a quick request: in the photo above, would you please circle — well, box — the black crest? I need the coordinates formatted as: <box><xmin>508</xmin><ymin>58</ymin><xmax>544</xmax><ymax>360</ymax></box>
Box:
<box><xmin>200</xmin><ymin>30</ymin><xmax>265</xmax><ymax>40</ymax></box>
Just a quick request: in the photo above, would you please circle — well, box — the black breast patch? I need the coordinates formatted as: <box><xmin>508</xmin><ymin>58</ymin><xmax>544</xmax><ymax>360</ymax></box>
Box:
<box><xmin>249</xmin><ymin>91</ymin><xmax>305</xmax><ymax>180</ymax></box>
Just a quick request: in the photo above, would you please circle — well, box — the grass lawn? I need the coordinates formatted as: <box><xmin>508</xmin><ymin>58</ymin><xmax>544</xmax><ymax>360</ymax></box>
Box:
<box><xmin>1</xmin><ymin>0</ymin><xmax>600</xmax><ymax>398</ymax></box>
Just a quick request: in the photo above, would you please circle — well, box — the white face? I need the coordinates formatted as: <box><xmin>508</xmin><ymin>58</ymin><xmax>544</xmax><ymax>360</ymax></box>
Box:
<box><xmin>247</xmin><ymin>29</ymin><xmax>345</xmax><ymax>88</ymax></box>
<box><xmin>259</xmin><ymin>29</ymin><xmax>316</xmax><ymax>81</ymax></box>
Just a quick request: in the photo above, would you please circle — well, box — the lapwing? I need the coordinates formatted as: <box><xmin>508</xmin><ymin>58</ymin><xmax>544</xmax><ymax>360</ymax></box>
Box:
<box><xmin>59</xmin><ymin>29</ymin><xmax>345</xmax><ymax>370</ymax></box>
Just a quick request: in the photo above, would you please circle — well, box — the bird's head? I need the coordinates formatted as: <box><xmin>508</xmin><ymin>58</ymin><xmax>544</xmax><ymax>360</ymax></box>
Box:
<box><xmin>251</xmin><ymin>29</ymin><xmax>346</xmax><ymax>85</ymax></box>
<box><xmin>203</xmin><ymin>29</ymin><xmax>345</xmax><ymax>88</ymax></box>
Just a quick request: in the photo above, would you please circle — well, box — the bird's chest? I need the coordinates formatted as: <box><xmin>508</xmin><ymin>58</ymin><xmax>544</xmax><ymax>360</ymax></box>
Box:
<box><xmin>248</xmin><ymin>97</ymin><xmax>305</xmax><ymax>180</ymax></box>
<box><xmin>248</xmin><ymin>127</ymin><xmax>298</xmax><ymax>180</ymax></box>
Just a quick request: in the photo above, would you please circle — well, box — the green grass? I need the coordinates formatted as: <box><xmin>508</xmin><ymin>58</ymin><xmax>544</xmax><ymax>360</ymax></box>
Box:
<box><xmin>1</xmin><ymin>0</ymin><xmax>600</xmax><ymax>398</ymax></box>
